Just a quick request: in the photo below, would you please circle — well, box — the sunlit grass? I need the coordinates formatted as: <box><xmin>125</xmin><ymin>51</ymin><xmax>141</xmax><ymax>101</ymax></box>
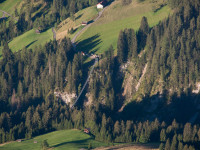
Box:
<box><xmin>56</xmin><ymin>6</ymin><xmax>98</xmax><ymax>40</ymax></box>
<box><xmin>0</xmin><ymin>28</ymin><xmax>53</xmax><ymax>57</ymax></box>
<box><xmin>76</xmin><ymin>0</ymin><xmax>172</xmax><ymax>54</ymax></box>
<box><xmin>0</xmin><ymin>129</ymin><xmax>109</xmax><ymax>150</ymax></box>
<box><xmin>0</xmin><ymin>0</ymin><xmax>21</xmax><ymax>14</ymax></box>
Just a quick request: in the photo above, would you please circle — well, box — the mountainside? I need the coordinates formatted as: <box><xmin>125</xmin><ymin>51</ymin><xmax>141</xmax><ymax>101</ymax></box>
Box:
<box><xmin>0</xmin><ymin>129</ymin><xmax>109</xmax><ymax>150</ymax></box>
<box><xmin>89</xmin><ymin>0</ymin><xmax>200</xmax><ymax>123</ymax></box>
<box><xmin>0</xmin><ymin>0</ymin><xmax>110</xmax><ymax>56</ymax></box>
<box><xmin>1</xmin><ymin>0</ymin><xmax>200</xmax><ymax>150</ymax></box>
<box><xmin>76</xmin><ymin>0</ymin><xmax>172</xmax><ymax>54</ymax></box>
<box><xmin>56</xmin><ymin>6</ymin><xmax>99</xmax><ymax>40</ymax></box>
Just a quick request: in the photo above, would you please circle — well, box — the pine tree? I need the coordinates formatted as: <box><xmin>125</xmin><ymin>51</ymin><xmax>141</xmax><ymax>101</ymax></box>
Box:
<box><xmin>178</xmin><ymin>142</ymin><xmax>183</xmax><ymax>150</ymax></box>
<box><xmin>188</xmin><ymin>145</ymin><xmax>195</xmax><ymax>150</ymax></box>
<box><xmin>183</xmin><ymin>123</ymin><xmax>192</xmax><ymax>142</ymax></box>
<box><xmin>170</xmin><ymin>134</ymin><xmax>178</xmax><ymax>150</ymax></box>
<box><xmin>2</xmin><ymin>42</ymin><xmax>14</xmax><ymax>63</ymax></box>
<box><xmin>138</xmin><ymin>16</ymin><xmax>149</xmax><ymax>50</ymax></box>
<box><xmin>8</xmin><ymin>20</ymin><xmax>15</xmax><ymax>39</ymax></box>
<box><xmin>160</xmin><ymin>129</ymin><xmax>166</xmax><ymax>142</ymax></box>
<box><xmin>124</xmin><ymin>29</ymin><xmax>138</xmax><ymax>59</ymax></box>
<box><xmin>114</xmin><ymin>121</ymin><xmax>121</xmax><ymax>137</ymax></box>
<box><xmin>41</xmin><ymin>140</ymin><xmax>49</xmax><ymax>150</ymax></box>
<box><xmin>165</xmin><ymin>138</ymin><xmax>171</xmax><ymax>150</ymax></box>
<box><xmin>17</xmin><ymin>12</ymin><xmax>27</xmax><ymax>33</ymax></box>
<box><xmin>117</xmin><ymin>30</ymin><xmax>127</xmax><ymax>64</ymax></box>
<box><xmin>159</xmin><ymin>143</ymin><xmax>165</xmax><ymax>150</ymax></box>
<box><xmin>183</xmin><ymin>145</ymin><xmax>189</xmax><ymax>150</ymax></box>
<box><xmin>139</xmin><ymin>129</ymin><xmax>148</xmax><ymax>143</ymax></box>
<box><xmin>172</xmin><ymin>119</ymin><xmax>179</xmax><ymax>131</ymax></box>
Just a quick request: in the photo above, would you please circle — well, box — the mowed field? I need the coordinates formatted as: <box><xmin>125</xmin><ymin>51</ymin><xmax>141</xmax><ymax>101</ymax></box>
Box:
<box><xmin>76</xmin><ymin>0</ymin><xmax>172</xmax><ymax>54</ymax></box>
<box><xmin>0</xmin><ymin>28</ymin><xmax>53</xmax><ymax>56</ymax></box>
<box><xmin>0</xmin><ymin>129</ymin><xmax>109</xmax><ymax>150</ymax></box>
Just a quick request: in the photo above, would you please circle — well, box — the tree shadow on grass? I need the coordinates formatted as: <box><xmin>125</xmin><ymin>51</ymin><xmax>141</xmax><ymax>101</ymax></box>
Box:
<box><xmin>88</xmin><ymin>19</ymin><xmax>94</xmax><ymax>24</ymax></box>
<box><xmin>76</xmin><ymin>34</ymin><xmax>102</xmax><ymax>54</ymax></box>
<box><xmin>76</xmin><ymin>13</ymin><xmax>83</xmax><ymax>20</ymax></box>
<box><xmin>52</xmin><ymin>138</ymin><xmax>92</xmax><ymax>148</ymax></box>
<box><xmin>0</xmin><ymin>17</ymin><xmax>8</xmax><ymax>22</ymax></box>
<box><xmin>25</xmin><ymin>40</ymin><xmax>38</xmax><ymax>49</ymax></box>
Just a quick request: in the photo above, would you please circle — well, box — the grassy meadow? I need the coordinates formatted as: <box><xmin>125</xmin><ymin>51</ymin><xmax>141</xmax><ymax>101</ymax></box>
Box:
<box><xmin>56</xmin><ymin>6</ymin><xmax>99</xmax><ymax>40</ymax></box>
<box><xmin>0</xmin><ymin>28</ymin><xmax>53</xmax><ymax>56</ymax></box>
<box><xmin>0</xmin><ymin>0</ymin><xmax>21</xmax><ymax>14</ymax></box>
<box><xmin>0</xmin><ymin>129</ymin><xmax>109</xmax><ymax>150</ymax></box>
<box><xmin>76</xmin><ymin>0</ymin><xmax>172</xmax><ymax>54</ymax></box>
<box><xmin>9</xmin><ymin>28</ymin><xmax>53</xmax><ymax>51</ymax></box>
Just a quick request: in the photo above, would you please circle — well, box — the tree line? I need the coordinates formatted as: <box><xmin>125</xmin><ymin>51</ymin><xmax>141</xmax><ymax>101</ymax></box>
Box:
<box><xmin>1</xmin><ymin>0</ymin><xmax>200</xmax><ymax>149</ymax></box>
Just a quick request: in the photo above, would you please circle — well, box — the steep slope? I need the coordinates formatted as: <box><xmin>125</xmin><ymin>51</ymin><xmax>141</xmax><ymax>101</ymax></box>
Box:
<box><xmin>76</xmin><ymin>0</ymin><xmax>172</xmax><ymax>54</ymax></box>
<box><xmin>118</xmin><ymin>0</ymin><xmax>200</xmax><ymax>123</ymax></box>
<box><xmin>0</xmin><ymin>129</ymin><xmax>109</xmax><ymax>150</ymax></box>
<box><xmin>0</xmin><ymin>0</ymin><xmax>21</xmax><ymax>15</ymax></box>
<box><xmin>0</xmin><ymin>28</ymin><xmax>53</xmax><ymax>54</ymax></box>
<box><xmin>56</xmin><ymin>6</ymin><xmax>99</xmax><ymax>40</ymax></box>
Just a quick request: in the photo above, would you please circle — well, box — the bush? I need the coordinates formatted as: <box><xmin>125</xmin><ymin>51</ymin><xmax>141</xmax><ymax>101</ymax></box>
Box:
<box><xmin>41</xmin><ymin>140</ymin><xmax>49</xmax><ymax>150</ymax></box>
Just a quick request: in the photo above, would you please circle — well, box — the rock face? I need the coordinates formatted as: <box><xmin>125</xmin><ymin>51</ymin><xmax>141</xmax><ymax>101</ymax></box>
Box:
<box><xmin>192</xmin><ymin>83</ymin><xmax>200</xmax><ymax>94</ymax></box>
<box><xmin>54</xmin><ymin>91</ymin><xmax>77</xmax><ymax>105</ymax></box>
<box><xmin>135</xmin><ymin>64</ymin><xmax>148</xmax><ymax>92</ymax></box>
<box><xmin>121</xmin><ymin>61</ymin><xmax>144</xmax><ymax>101</ymax></box>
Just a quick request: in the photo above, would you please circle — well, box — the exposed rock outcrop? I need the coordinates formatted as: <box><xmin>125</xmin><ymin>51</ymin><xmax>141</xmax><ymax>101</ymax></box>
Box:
<box><xmin>54</xmin><ymin>91</ymin><xmax>77</xmax><ymax>105</ymax></box>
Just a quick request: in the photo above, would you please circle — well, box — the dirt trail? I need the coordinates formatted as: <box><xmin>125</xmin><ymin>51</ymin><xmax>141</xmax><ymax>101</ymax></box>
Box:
<box><xmin>71</xmin><ymin>7</ymin><xmax>107</xmax><ymax>46</ymax></box>
<box><xmin>135</xmin><ymin>64</ymin><xmax>148</xmax><ymax>91</ymax></box>
<box><xmin>52</xmin><ymin>27</ymin><xmax>56</xmax><ymax>39</ymax></box>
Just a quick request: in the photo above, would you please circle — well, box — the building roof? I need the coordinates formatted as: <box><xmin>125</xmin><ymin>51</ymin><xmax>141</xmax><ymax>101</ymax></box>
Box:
<box><xmin>82</xmin><ymin>21</ymin><xmax>88</xmax><ymax>24</ymax></box>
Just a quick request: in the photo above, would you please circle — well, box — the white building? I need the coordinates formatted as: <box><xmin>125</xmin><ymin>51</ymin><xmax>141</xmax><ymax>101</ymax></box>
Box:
<box><xmin>97</xmin><ymin>1</ymin><xmax>106</xmax><ymax>9</ymax></box>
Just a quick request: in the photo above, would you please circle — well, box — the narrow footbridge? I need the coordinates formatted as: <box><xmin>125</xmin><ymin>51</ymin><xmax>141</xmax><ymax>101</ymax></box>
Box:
<box><xmin>71</xmin><ymin>57</ymin><xmax>98</xmax><ymax>108</ymax></box>
<box><xmin>70</xmin><ymin>7</ymin><xmax>107</xmax><ymax>108</ymax></box>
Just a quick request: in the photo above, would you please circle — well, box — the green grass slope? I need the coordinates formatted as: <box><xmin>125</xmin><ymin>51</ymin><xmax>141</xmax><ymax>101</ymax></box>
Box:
<box><xmin>76</xmin><ymin>0</ymin><xmax>172</xmax><ymax>54</ymax></box>
<box><xmin>0</xmin><ymin>0</ymin><xmax>21</xmax><ymax>14</ymax></box>
<box><xmin>0</xmin><ymin>28</ymin><xmax>53</xmax><ymax>56</ymax></box>
<box><xmin>56</xmin><ymin>6</ymin><xmax>98</xmax><ymax>40</ymax></box>
<box><xmin>0</xmin><ymin>129</ymin><xmax>109</xmax><ymax>150</ymax></box>
<box><xmin>9</xmin><ymin>28</ymin><xmax>53</xmax><ymax>51</ymax></box>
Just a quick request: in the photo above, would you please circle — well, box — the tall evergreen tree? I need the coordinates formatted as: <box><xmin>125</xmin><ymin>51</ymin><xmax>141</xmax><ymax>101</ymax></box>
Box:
<box><xmin>138</xmin><ymin>16</ymin><xmax>149</xmax><ymax>50</ymax></box>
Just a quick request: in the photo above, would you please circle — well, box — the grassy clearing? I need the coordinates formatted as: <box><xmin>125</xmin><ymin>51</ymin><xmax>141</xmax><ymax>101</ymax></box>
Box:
<box><xmin>76</xmin><ymin>0</ymin><xmax>172</xmax><ymax>54</ymax></box>
<box><xmin>9</xmin><ymin>28</ymin><xmax>53</xmax><ymax>51</ymax></box>
<box><xmin>56</xmin><ymin>6</ymin><xmax>98</xmax><ymax>40</ymax></box>
<box><xmin>0</xmin><ymin>129</ymin><xmax>109</xmax><ymax>150</ymax></box>
<box><xmin>0</xmin><ymin>0</ymin><xmax>21</xmax><ymax>14</ymax></box>
<box><xmin>0</xmin><ymin>28</ymin><xmax>53</xmax><ymax>55</ymax></box>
